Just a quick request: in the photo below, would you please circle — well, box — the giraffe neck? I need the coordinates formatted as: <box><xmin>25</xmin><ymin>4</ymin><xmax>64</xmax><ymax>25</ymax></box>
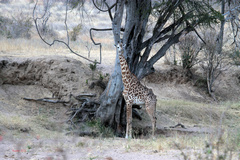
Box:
<box><xmin>119</xmin><ymin>53</ymin><xmax>133</xmax><ymax>87</ymax></box>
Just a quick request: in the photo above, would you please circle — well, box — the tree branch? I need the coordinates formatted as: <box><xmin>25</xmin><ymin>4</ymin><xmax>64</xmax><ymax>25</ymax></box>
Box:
<box><xmin>65</xmin><ymin>0</ymin><xmax>70</xmax><ymax>45</ymax></box>
<box><xmin>92</xmin><ymin>0</ymin><xmax>116</xmax><ymax>12</ymax></box>
<box><xmin>112</xmin><ymin>0</ymin><xmax>125</xmax><ymax>44</ymax></box>
<box><xmin>103</xmin><ymin>0</ymin><xmax>114</xmax><ymax>21</ymax></box>
<box><xmin>153</xmin><ymin>0</ymin><xmax>183</xmax><ymax>36</ymax></box>
<box><xmin>92</xmin><ymin>0</ymin><xmax>116</xmax><ymax>21</ymax></box>
<box><xmin>139</xmin><ymin>9</ymin><xmax>188</xmax><ymax>66</ymax></box>
<box><xmin>33</xmin><ymin>0</ymin><xmax>101</xmax><ymax>64</ymax></box>
<box><xmin>149</xmin><ymin>30</ymin><xmax>184</xmax><ymax>66</ymax></box>
<box><xmin>178</xmin><ymin>4</ymin><xmax>206</xmax><ymax>45</ymax></box>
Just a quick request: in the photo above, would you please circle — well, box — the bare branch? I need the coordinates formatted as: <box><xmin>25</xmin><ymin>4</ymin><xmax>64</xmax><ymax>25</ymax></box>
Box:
<box><xmin>178</xmin><ymin>4</ymin><xmax>206</xmax><ymax>45</ymax></box>
<box><xmin>92</xmin><ymin>0</ymin><xmax>116</xmax><ymax>12</ymax></box>
<box><xmin>92</xmin><ymin>0</ymin><xmax>116</xmax><ymax>21</ymax></box>
<box><xmin>65</xmin><ymin>0</ymin><xmax>69</xmax><ymax>45</ymax></box>
<box><xmin>224</xmin><ymin>4</ymin><xmax>240</xmax><ymax>21</ymax></box>
<box><xmin>33</xmin><ymin>0</ymin><xmax>100</xmax><ymax>64</ymax></box>
<box><xmin>89</xmin><ymin>28</ymin><xmax>112</xmax><ymax>64</ymax></box>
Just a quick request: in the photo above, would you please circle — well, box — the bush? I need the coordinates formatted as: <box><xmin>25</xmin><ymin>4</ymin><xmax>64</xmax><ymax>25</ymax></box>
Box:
<box><xmin>200</xmin><ymin>29</ymin><xmax>229</xmax><ymax>100</ymax></box>
<box><xmin>230</xmin><ymin>50</ymin><xmax>240</xmax><ymax>66</ymax></box>
<box><xmin>70</xmin><ymin>24</ymin><xmax>82</xmax><ymax>41</ymax></box>
<box><xmin>37</xmin><ymin>23</ymin><xmax>58</xmax><ymax>39</ymax></box>
<box><xmin>0</xmin><ymin>16</ymin><xmax>10</xmax><ymax>36</ymax></box>
<box><xmin>87</xmin><ymin>120</ymin><xmax>114</xmax><ymax>137</ymax></box>
<box><xmin>0</xmin><ymin>13</ymin><xmax>33</xmax><ymax>39</ymax></box>
<box><xmin>0</xmin><ymin>0</ymin><xmax>11</xmax><ymax>4</ymax></box>
<box><xmin>178</xmin><ymin>33</ymin><xmax>201</xmax><ymax>70</ymax></box>
<box><xmin>89</xmin><ymin>60</ymin><xmax>97</xmax><ymax>80</ymax></box>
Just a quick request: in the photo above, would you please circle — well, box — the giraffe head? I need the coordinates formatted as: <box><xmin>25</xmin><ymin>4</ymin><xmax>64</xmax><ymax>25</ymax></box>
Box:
<box><xmin>116</xmin><ymin>42</ymin><xmax>124</xmax><ymax>55</ymax></box>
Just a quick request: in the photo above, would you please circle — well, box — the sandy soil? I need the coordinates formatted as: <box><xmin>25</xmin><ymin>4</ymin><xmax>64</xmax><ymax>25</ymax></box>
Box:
<box><xmin>0</xmin><ymin>55</ymin><xmax>184</xmax><ymax>160</ymax></box>
<box><xmin>1</xmin><ymin>135</ymin><xmax>187</xmax><ymax>160</ymax></box>
<box><xmin>0</xmin><ymin>0</ymin><xmax>240</xmax><ymax>159</ymax></box>
<box><xmin>0</xmin><ymin>55</ymin><xmax>239</xmax><ymax>160</ymax></box>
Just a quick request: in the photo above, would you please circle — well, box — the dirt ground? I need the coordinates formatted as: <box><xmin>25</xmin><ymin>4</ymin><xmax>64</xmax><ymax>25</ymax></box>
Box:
<box><xmin>0</xmin><ymin>1</ymin><xmax>240</xmax><ymax>159</ymax></box>
<box><xmin>0</xmin><ymin>55</ymin><xmax>183</xmax><ymax>160</ymax></box>
<box><xmin>0</xmin><ymin>55</ymin><xmax>240</xmax><ymax>160</ymax></box>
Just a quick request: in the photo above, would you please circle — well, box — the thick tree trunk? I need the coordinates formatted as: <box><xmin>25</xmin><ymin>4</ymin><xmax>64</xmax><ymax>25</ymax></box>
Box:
<box><xmin>95</xmin><ymin>0</ymin><xmax>125</xmax><ymax>135</ymax></box>
<box><xmin>95</xmin><ymin>50</ymin><xmax>124</xmax><ymax>128</ymax></box>
<box><xmin>96</xmin><ymin>0</ymin><xmax>152</xmax><ymax>136</ymax></box>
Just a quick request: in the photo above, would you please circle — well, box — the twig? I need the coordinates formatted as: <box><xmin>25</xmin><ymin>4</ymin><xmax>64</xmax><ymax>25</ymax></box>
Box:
<box><xmin>32</xmin><ymin>0</ymin><xmax>100</xmax><ymax>64</ymax></box>
<box><xmin>67</xmin><ymin>102</ymin><xmax>86</xmax><ymax>127</ymax></box>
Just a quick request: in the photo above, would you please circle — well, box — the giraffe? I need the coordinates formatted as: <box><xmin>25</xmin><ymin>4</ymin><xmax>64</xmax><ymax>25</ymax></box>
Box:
<box><xmin>116</xmin><ymin>42</ymin><xmax>157</xmax><ymax>139</ymax></box>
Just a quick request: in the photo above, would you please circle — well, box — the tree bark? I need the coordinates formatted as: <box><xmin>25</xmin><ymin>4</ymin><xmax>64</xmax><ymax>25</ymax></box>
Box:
<box><xmin>215</xmin><ymin>0</ymin><xmax>225</xmax><ymax>55</ymax></box>
<box><xmin>96</xmin><ymin>0</ymin><xmax>152</xmax><ymax>135</ymax></box>
<box><xmin>95</xmin><ymin>0</ymin><xmax>125</xmax><ymax>134</ymax></box>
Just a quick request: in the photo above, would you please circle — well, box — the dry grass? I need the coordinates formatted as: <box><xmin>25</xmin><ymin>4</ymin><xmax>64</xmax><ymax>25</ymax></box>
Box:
<box><xmin>0</xmin><ymin>114</ymin><xmax>30</xmax><ymax>131</ymax></box>
<box><xmin>159</xmin><ymin>99</ymin><xmax>217</xmax><ymax>125</ymax></box>
<box><xmin>0</xmin><ymin>1</ymin><xmax>239</xmax><ymax>159</ymax></box>
<box><xmin>158</xmin><ymin>99</ymin><xmax>240</xmax><ymax>125</ymax></box>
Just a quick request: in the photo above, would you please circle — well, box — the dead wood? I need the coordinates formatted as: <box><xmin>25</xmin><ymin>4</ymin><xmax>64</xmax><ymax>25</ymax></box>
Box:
<box><xmin>66</xmin><ymin>130</ymin><xmax>98</xmax><ymax>137</ymax></box>
<box><xmin>89</xmin><ymin>80</ymin><xmax>106</xmax><ymax>90</ymax></box>
<box><xmin>23</xmin><ymin>97</ymin><xmax>69</xmax><ymax>103</ymax></box>
<box><xmin>74</xmin><ymin>93</ymin><xmax>96</xmax><ymax>97</ymax></box>
<box><xmin>66</xmin><ymin>93</ymin><xmax>100</xmax><ymax>129</ymax></box>
<box><xmin>169</xmin><ymin>123</ymin><xmax>187</xmax><ymax>129</ymax></box>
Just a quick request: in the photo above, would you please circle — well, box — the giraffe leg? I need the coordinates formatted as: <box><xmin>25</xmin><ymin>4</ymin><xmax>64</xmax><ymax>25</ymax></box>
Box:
<box><xmin>125</xmin><ymin>102</ymin><xmax>132</xmax><ymax>139</ymax></box>
<box><xmin>146</xmin><ymin>103</ymin><xmax>156</xmax><ymax>137</ymax></box>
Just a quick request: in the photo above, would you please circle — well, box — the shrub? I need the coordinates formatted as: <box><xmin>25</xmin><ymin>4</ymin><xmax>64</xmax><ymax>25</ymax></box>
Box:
<box><xmin>0</xmin><ymin>16</ymin><xmax>10</xmax><ymax>36</ymax></box>
<box><xmin>0</xmin><ymin>0</ymin><xmax>11</xmax><ymax>4</ymax></box>
<box><xmin>70</xmin><ymin>24</ymin><xmax>82</xmax><ymax>41</ymax></box>
<box><xmin>200</xmin><ymin>29</ymin><xmax>229</xmax><ymax>100</ymax></box>
<box><xmin>178</xmin><ymin>33</ymin><xmax>201</xmax><ymax>70</ymax></box>
<box><xmin>37</xmin><ymin>23</ymin><xmax>58</xmax><ymax>39</ymax></box>
<box><xmin>0</xmin><ymin>13</ymin><xmax>33</xmax><ymax>39</ymax></box>
<box><xmin>69</xmin><ymin>0</ymin><xmax>85</xmax><ymax>9</ymax></box>
<box><xmin>230</xmin><ymin>50</ymin><xmax>240</xmax><ymax>66</ymax></box>
<box><xmin>87</xmin><ymin>120</ymin><xmax>114</xmax><ymax>137</ymax></box>
<box><xmin>89</xmin><ymin>60</ymin><xmax>97</xmax><ymax>80</ymax></box>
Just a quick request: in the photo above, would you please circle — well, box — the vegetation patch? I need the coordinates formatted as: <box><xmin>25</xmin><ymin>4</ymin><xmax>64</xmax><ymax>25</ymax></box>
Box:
<box><xmin>0</xmin><ymin>114</ymin><xmax>31</xmax><ymax>131</ymax></box>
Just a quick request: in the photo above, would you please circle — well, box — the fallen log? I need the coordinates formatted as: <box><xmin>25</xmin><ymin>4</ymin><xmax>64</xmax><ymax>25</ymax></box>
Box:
<box><xmin>23</xmin><ymin>97</ymin><xmax>69</xmax><ymax>103</ymax></box>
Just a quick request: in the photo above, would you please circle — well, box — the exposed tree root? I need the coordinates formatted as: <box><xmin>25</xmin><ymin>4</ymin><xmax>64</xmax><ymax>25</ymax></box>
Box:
<box><xmin>65</xmin><ymin>93</ymin><xmax>100</xmax><ymax>129</ymax></box>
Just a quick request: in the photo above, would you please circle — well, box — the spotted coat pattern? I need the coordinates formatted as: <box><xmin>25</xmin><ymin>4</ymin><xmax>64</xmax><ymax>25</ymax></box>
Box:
<box><xmin>117</xmin><ymin>43</ymin><xmax>157</xmax><ymax>139</ymax></box>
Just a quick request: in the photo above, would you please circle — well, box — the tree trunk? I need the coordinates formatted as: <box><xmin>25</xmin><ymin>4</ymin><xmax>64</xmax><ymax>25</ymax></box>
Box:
<box><xmin>96</xmin><ymin>0</ymin><xmax>152</xmax><ymax>135</ymax></box>
<box><xmin>95</xmin><ymin>52</ymin><xmax>125</xmax><ymax>133</ymax></box>
<box><xmin>215</xmin><ymin>0</ymin><xmax>225</xmax><ymax>55</ymax></box>
<box><xmin>95</xmin><ymin>0</ymin><xmax>125</xmax><ymax>135</ymax></box>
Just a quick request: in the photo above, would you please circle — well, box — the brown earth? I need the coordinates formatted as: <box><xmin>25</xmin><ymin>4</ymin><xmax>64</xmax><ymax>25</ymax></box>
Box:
<box><xmin>0</xmin><ymin>55</ymin><xmax>240</xmax><ymax>160</ymax></box>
